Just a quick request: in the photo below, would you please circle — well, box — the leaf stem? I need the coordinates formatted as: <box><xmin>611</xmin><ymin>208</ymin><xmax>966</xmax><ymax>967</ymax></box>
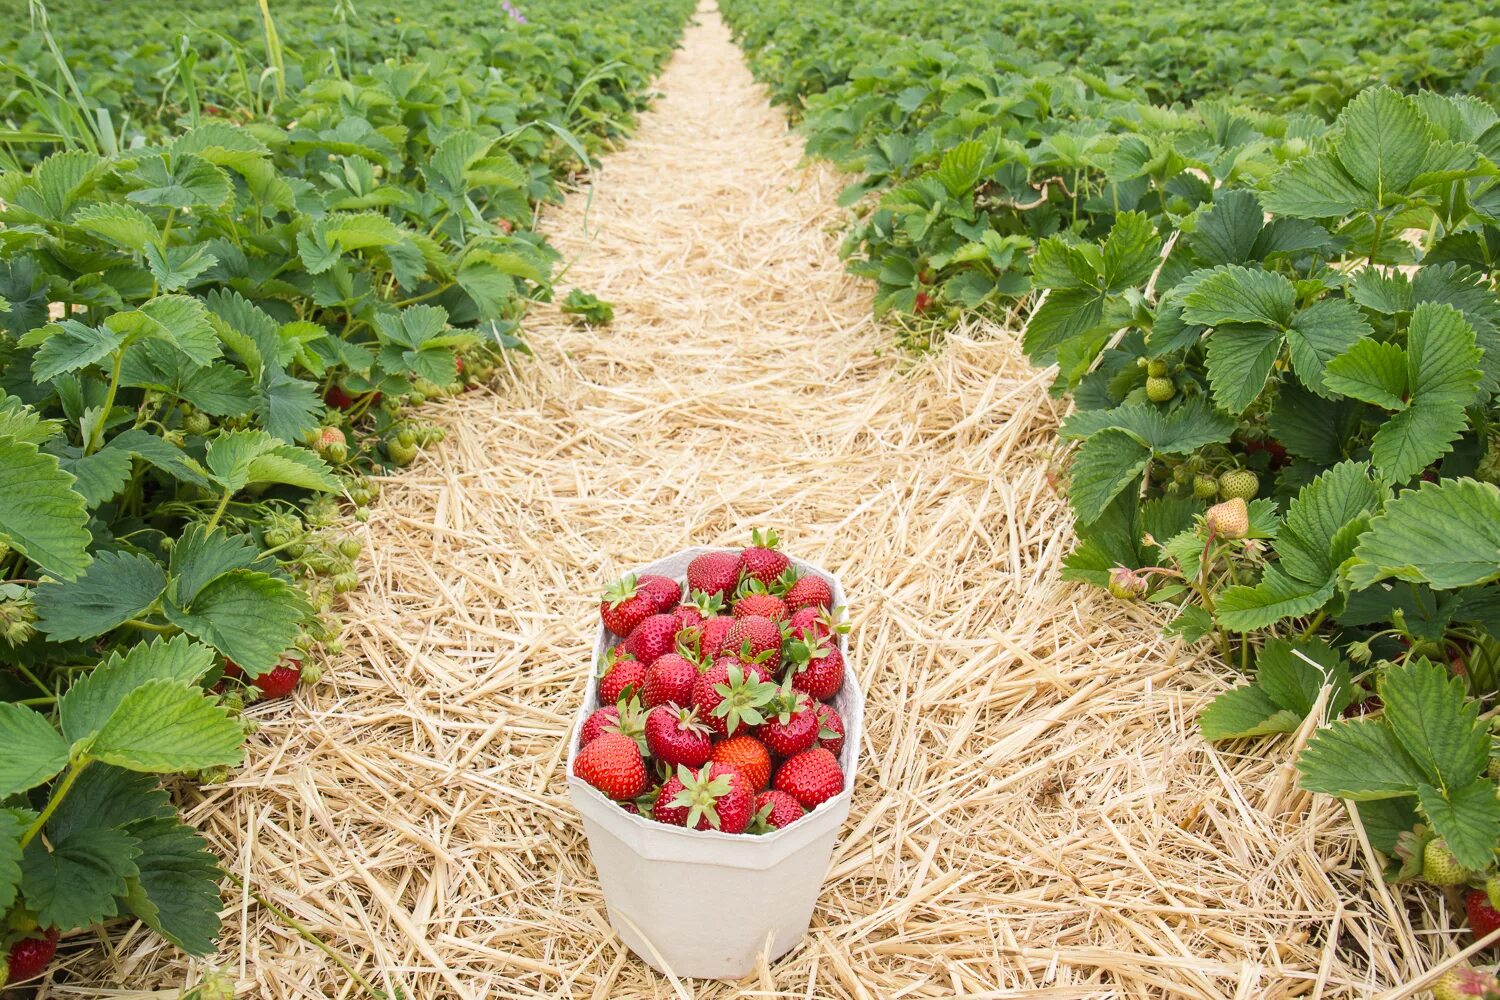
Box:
<box><xmin>15</xmin><ymin>661</ymin><xmax>51</xmax><ymax>695</ymax></box>
<box><xmin>391</xmin><ymin>282</ymin><xmax>454</xmax><ymax>308</ymax></box>
<box><xmin>125</xmin><ymin>618</ymin><xmax>176</xmax><ymax>634</ymax></box>
<box><xmin>226</xmin><ymin>872</ymin><xmax>392</xmax><ymax>999</ymax></box>
<box><xmin>21</xmin><ymin>756</ymin><xmax>89</xmax><ymax>848</ymax></box>
<box><xmin>1298</xmin><ymin>610</ymin><xmax>1328</xmax><ymax>640</ymax></box>
<box><xmin>205</xmin><ymin>488</ymin><xmax>234</xmax><ymax>531</ymax></box>
<box><xmin>85</xmin><ymin>348</ymin><xmax>126</xmax><ymax>455</ymax></box>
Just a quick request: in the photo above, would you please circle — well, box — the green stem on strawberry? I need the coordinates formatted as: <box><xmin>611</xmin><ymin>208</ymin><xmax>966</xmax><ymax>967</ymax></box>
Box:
<box><xmin>205</xmin><ymin>488</ymin><xmax>235</xmax><ymax>532</ymax></box>
<box><xmin>14</xmin><ymin>661</ymin><xmax>51</xmax><ymax>696</ymax></box>
<box><xmin>84</xmin><ymin>348</ymin><xmax>126</xmax><ymax>456</ymax></box>
<box><xmin>226</xmin><ymin>872</ymin><xmax>392</xmax><ymax>999</ymax></box>
<box><xmin>21</xmin><ymin>756</ymin><xmax>88</xmax><ymax>848</ymax></box>
<box><xmin>1298</xmin><ymin>610</ymin><xmax>1328</xmax><ymax>641</ymax></box>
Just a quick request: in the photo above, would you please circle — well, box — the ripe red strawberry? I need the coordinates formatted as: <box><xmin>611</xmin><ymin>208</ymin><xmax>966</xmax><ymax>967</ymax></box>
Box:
<box><xmin>598</xmin><ymin>652</ymin><xmax>645</xmax><ymax>705</ymax></box>
<box><xmin>722</xmin><ymin>615</ymin><xmax>782</xmax><ymax>662</ymax></box>
<box><xmin>686</xmin><ymin>551</ymin><xmax>741</xmax><ymax>599</ymax></box>
<box><xmin>4</xmin><ymin>928</ymin><xmax>59</xmax><ymax>984</ymax></box>
<box><xmin>600</xmin><ymin>575</ymin><xmax>658</xmax><ymax>636</ymax></box>
<box><xmin>759</xmin><ymin>679</ymin><xmax>820</xmax><ymax>756</ymax></box>
<box><xmin>697</xmin><ymin>616</ymin><xmax>736</xmax><ymax>658</ymax></box>
<box><xmin>750</xmin><ymin>790</ymin><xmax>805</xmax><ymax>833</ymax></box>
<box><xmin>711</xmin><ymin>734</ymin><xmax>772</xmax><ymax>791</ymax></box>
<box><xmin>324</xmin><ymin>384</ymin><xmax>356</xmax><ymax>411</ymax></box>
<box><xmin>581</xmin><ymin>696</ymin><xmax>646</xmax><ymax>751</ymax></box>
<box><xmin>786</xmin><ymin>637</ymin><xmax>844</xmax><ymax>702</ymax></box>
<box><xmin>672</xmin><ymin>590</ymin><xmax>724</xmax><ymax>628</ymax></box>
<box><xmin>254</xmin><ymin>660</ymin><xmax>302</xmax><ymax>699</ymax></box>
<box><xmin>645</xmin><ymin>704</ymin><xmax>714</xmax><ymax>768</ymax></box>
<box><xmin>692</xmin><ymin>660</ymin><xmax>777</xmax><ymax>737</ymax></box>
<box><xmin>734</xmin><ymin>591</ymin><xmax>789</xmax><ymax>622</ymax></box>
<box><xmin>1468</xmin><ymin>889</ymin><xmax>1500</xmax><ymax>945</ymax></box>
<box><xmin>653</xmin><ymin>763</ymin><xmax>754</xmax><ymax>833</ymax></box>
<box><xmin>623</xmin><ymin>613</ymin><xmax>681</xmax><ymax>667</ymax></box>
<box><xmin>784</xmin><ymin>574</ymin><xmax>832</xmax><ymax>612</ymax></box>
<box><xmin>739</xmin><ymin>529</ymin><xmax>789</xmax><ymax>586</ymax></box>
<box><xmin>637</xmin><ymin>574</ymin><xmax>682</xmax><ymax>613</ymax></box>
<box><xmin>788</xmin><ymin>605</ymin><xmax>848</xmax><ymax>644</ymax></box>
<box><xmin>641</xmin><ymin>653</ymin><xmax>699</xmax><ymax>709</ymax></box>
<box><xmin>816</xmin><ymin>702</ymin><xmax>845</xmax><ymax>757</ymax></box>
<box><xmin>580</xmin><ymin>705</ymin><xmax>619</xmax><ymax>746</ymax></box>
<box><xmin>774</xmin><ymin>748</ymin><xmax>844</xmax><ymax>809</ymax></box>
<box><xmin>574</xmin><ymin>732</ymin><xmax>649</xmax><ymax>800</ymax></box>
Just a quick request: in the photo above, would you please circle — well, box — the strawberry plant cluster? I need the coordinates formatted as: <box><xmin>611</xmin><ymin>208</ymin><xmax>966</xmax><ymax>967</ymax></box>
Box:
<box><xmin>0</xmin><ymin>0</ymin><xmax>692</xmax><ymax>985</ymax></box>
<box><xmin>721</xmin><ymin>0</ymin><xmax>1494</xmax><ymax>342</ymax></box>
<box><xmin>722</xmin><ymin>0</ymin><xmax>1500</xmax><ymax>971</ymax></box>
<box><xmin>575</xmin><ymin>534</ymin><xmax>852</xmax><ymax>835</ymax></box>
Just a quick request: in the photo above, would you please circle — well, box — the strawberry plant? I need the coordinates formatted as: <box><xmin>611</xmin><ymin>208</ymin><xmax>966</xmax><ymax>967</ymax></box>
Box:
<box><xmin>0</xmin><ymin>0</ymin><xmax>694</xmax><ymax>979</ymax></box>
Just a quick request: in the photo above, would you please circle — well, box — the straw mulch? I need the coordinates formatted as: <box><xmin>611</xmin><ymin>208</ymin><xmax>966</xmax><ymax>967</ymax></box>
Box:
<box><xmin>48</xmin><ymin>4</ymin><xmax>1463</xmax><ymax>998</ymax></box>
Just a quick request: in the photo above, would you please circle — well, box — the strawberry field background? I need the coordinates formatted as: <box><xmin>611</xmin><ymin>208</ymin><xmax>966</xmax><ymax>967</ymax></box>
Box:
<box><xmin>3</xmin><ymin>0</ymin><xmax>1500</xmax><ymax>994</ymax></box>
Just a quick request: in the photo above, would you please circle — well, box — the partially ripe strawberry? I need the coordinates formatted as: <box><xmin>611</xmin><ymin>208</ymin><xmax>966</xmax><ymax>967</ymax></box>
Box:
<box><xmin>1468</xmin><ymin>889</ymin><xmax>1500</xmax><ymax>945</ymax></box>
<box><xmin>711</xmin><ymin>734</ymin><xmax>772</xmax><ymax>791</ymax></box>
<box><xmin>784</xmin><ymin>574</ymin><xmax>832</xmax><ymax>612</ymax></box>
<box><xmin>751</xmin><ymin>790</ymin><xmax>805</xmax><ymax>833</ymax></box>
<box><xmin>816</xmin><ymin>702</ymin><xmax>846</xmax><ymax>757</ymax></box>
<box><xmin>641</xmin><ymin>653</ymin><xmax>699</xmax><ymax>708</ymax></box>
<box><xmin>653</xmin><ymin>763</ymin><xmax>753</xmax><ymax>833</ymax></box>
<box><xmin>599</xmin><ymin>653</ymin><xmax>645</xmax><ymax>705</ymax></box>
<box><xmin>686</xmin><ymin>551</ymin><xmax>741</xmax><ymax>599</ymax></box>
<box><xmin>692</xmin><ymin>660</ymin><xmax>777</xmax><ymax>737</ymax></box>
<box><xmin>1205</xmin><ymin>497</ymin><xmax>1250</xmax><ymax>540</ymax></box>
<box><xmin>574</xmin><ymin>732</ymin><xmax>649</xmax><ymax>800</ymax></box>
<box><xmin>739</xmin><ymin>529</ymin><xmax>789</xmax><ymax>586</ymax></box>
<box><xmin>623</xmin><ymin>613</ymin><xmax>681</xmax><ymax>667</ymax></box>
<box><xmin>645</xmin><ymin>704</ymin><xmax>714</xmax><ymax>768</ymax></box>
<box><xmin>4</xmin><ymin>928</ymin><xmax>59</xmax><ymax>984</ymax></box>
<box><xmin>786</xmin><ymin>636</ymin><xmax>844</xmax><ymax>702</ymax></box>
<box><xmin>637</xmin><ymin>574</ymin><xmax>682</xmax><ymax>613</ymax></box>
<box><xmin>759</xmin><ymin>679</ymin><xmax>820</xmax><ymax>756</ymax></box>
<box><xmin>600</xmin><ymin>575</ymin><xmax>657</xmax><ymax>637</ymax></box>
<box><xmin>775</xmin><ymin>748</ymin><xmax>844</xmax><ymax>809</ymax></box>
<box><xmin>1433</xmin><ymin>965</ymin><xmax>1500</xmax><ymax>1000</ymax></box>
<box><xmin>722</xmin><ymin>615</ymin><xmax>782</xmax><ymax>661</ymax></box>
<box><xmin>1424</xmin><ymin>837</ymin><xmax>1468</xmax><ymax>886</ymax></box>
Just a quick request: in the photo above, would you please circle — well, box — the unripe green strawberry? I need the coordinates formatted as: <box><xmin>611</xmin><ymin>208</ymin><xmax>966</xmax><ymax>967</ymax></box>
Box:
<box><xmin>1489</xmin><ymin>756</ymin><xmax>1500</xmax><ymax>781</ymax></box>
<box><xmin>1478</xmin><ymin>436</ymin><xmax>1500</xmax><ymax>484</ymax></box>
<box><xmin>1205</xmin><ymin>498</ymin><xmax>1250</xmax><ymax>540</ymax></box>
<box><xmin>1488</xmin><ymin>873</ymin><xmax>1500</xmax><ymax>911</ymax></box>
<box><xmin>184</xmin><ymin>411</ymin><xmax>212</xmax><ymax>436</ymax></box>
<box><xmin>1218</xmin><ymin>468</ymin><xmax>1259</xmax><ymax>500</ymax></box>
<box><xmin>1107</xmin><ymin>566</ymin><xmax>1147</xmax><ymax>600</ymax></box>
<box><xmin>1193</xmin><ymin>474</ymin><xmax>1219</xmax><ymax>499</ymax></box>
<box><xmin>1146</xmin><ymin>376</ymin><xmax>1176</xmax><ymax>402</ymax></box>
<box><xmin>1146</xmin><ymin>359</ymin><xmax>1170</xmax><ymax>377</ymax></box>
<box><xmin>1424</xmin><ymin>837</ymin><xmax>1468</xmax><ymax>886</ymax></box>
<box><xmin>338</xmin><ymin>538</ymin><xmax>362</xmax><ymax>559</ymax></box>
<box><xmin>387</xmin><ymin>440</ymin><xmax>418</xmax><ymax>466</ymax></box>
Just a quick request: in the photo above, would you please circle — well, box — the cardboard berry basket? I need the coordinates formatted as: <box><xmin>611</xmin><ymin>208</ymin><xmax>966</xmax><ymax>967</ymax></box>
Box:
<box><xmin>566</xmin><ymin>546</ymin><xmax>863</xmax><ymax>980</ymax></box>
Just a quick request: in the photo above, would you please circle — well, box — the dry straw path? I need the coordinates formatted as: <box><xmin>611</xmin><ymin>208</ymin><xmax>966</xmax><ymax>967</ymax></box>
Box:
<box><xmin>67</xmin><ymin>5</ymin><xmax>1448</xmax><ymax>998</ymax></box>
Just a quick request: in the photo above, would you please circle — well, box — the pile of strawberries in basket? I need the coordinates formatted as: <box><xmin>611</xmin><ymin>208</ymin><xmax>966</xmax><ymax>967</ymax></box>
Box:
<box><xmin>573</xmin><ymin>532</ymin><xmax>849</xmax><ymax>834</ymax></box>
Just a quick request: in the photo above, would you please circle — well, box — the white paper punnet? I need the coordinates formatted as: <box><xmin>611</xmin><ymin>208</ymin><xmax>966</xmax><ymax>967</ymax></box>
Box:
<box><xmin>566</xmin><ymin>546</ymin><xmax>862</xmax><ymax>980</ymax></box>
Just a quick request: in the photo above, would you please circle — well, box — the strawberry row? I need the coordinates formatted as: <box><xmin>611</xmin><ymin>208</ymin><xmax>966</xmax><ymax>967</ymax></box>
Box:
<box><xmin>573</xmin><ymin>533</ymin><xmax>851</xmax><ymax>835</ymax></box>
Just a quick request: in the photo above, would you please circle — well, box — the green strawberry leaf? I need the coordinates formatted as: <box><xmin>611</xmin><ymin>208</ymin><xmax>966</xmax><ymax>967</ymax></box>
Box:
<box><xmin>1203</xmin><ymin>322</ymin><xmax>1282</xmax><ymax>414</ymax></box>
<box><xmin>1347</xmin><ymin>478</ymin><xmax>1500</xmax><ymax>590</ymax></box>
<box><xmin>1257</xmin><ymin>638</ymin><xmax>1354</xmax><ymax>718</ymax></box>
<box><xmin>105</xmin><ymin>295</ymin><xmax>221</xmax><ymax>368</ymax></box>
<box><xmin>1284</xmin><ymin>298</ymin><xmax>1372</xmax><ymax>397</ymax></box>
<box><xmin>122</xmin><ymin>817</ymin><xmax>223</xmax><ymax>956</ymax></box>
<box><xmin>20</xmin><ymin>826</ymin><xmax>140</xmax><ymax>930</ymax></box>
<box><xmin>57</xmin><ymin>444</ymin><xmax>136</xmax><ymax>509</ymax></box>
<box><xmin>1323</xmin><ymin>337</ymin><xmax>1408</xmax><ymax>409</ymax></box>
<box><xmin>34</xmin><ymin>550</ymin><xmax>167</xmax><ymax>641</ymax></box>
<box><xmin>72</xmin><ymin>201</ymin><xmax>159</xmax><ymax>253</ymax></box>
<box><xmin>1215</xmin><ymin>565</ymin><xmax>1335</xmax><ymax>632</ymax></box>
<box><xmin>0</xmin><ymin>704</ymin><xmax>70</xmax><ymax>797</ymax></box>
<box><xmin>59</xmin><ymin>635</ymin><xmax>217</xmax><ymax>745</ymax></box>
<box><xmin>168</xmin><ymin>524</ymin><xmax>265</xmax><ymax>608</ymax></box>
<box><xmin>162</xmin><ymin>569</ymin><xmax>309</xmax><ymax>675</ymax></box>
<box><xmin>1181</xmin><ymin>264</ymin><xmax>1296</xmax><ymax>328</ymax></box>
<box><xmin>1199</xmin><ymin>684</ymin><xmax>1301</xmax><ymax>741</ymax></box>
<box><xmin>1380</xmin><ymin>658</ymin><xmax>1488</xmax><ymax>791</ymax></box>
<box><xmin>1067</xmin><ymin>429</ymin><xmax>1150</xmax><ymax>526</ymax></box>
<box><xmin>0</xmin><ymin>811</ymin><xmax>22</xmax><ymax>912</ymax></box>
<box><xmin>42</xmin><ymin>765</ymin><xmax>174</xmax><ymax>844</ymax></box>
<box><xmin>1419</xmin><ymin>781</ymin><xmax>1500</xmax><ymax>871</ymax></box>
<box><xmin>88</xmin><ymin>679</ymin><xmax>245</xmax><ymax>773</ymax></box>
<box><xmin>27</xmin><ymin>319</ymin><xmax>127</xmax><ymax>382</ymax></box>
<box><xmin>0</xmin><ymin>433</ymin><xmax>92</xmax><ymax>581</ymax></box>
<box><xmin>205</xmin><ymin>430</ymin><xmax>337</xmax><ymax>493</ymax></box>
<box><xmin>1296</xmin><ymin>717</ymin><xmax>1429</xmax><ymax>799</ymax></box>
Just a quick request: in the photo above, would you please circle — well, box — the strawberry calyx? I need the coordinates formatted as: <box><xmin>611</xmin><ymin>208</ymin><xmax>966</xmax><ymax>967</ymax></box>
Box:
<box><xmin>785</xmin><ymin>635</ymin><xmax>832</xmax><ymax>676</ymax></box>
<box><xmin>608</xmin><ymin>694</ymin><xmax>649</xmax><ymax>753</ymax></box>
<box><xmin>710</xmin><ymin>664</ymin><xmax>778</xmax><ymax>735</ymax></box>
<box><xmin>667</xmin><ymin>763</ymin><xmax>737</xmax><ymax>831</ymax></box>
<box><xmin>601</xmin><ymin>574</ymin><xmax>641</xmax><ymax>609</ymax></box>
<box><xmin>748</xmin><ymin>528</ymin><xmax>780</xmax><ymax>551</ymax></box>
<box><xmin>764</xmin><ymin>675</ymin><xmax>813</xmax><ymax>726</ymax></box>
